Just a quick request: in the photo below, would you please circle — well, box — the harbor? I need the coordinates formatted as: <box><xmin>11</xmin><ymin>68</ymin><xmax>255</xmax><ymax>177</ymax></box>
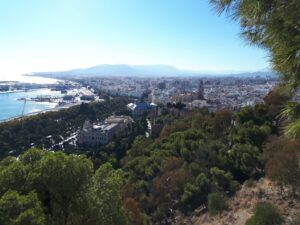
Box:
<box><xmin>0</xmin><ymin>86</ymin><xmax>100</xmax><ymax>122</ymax></box>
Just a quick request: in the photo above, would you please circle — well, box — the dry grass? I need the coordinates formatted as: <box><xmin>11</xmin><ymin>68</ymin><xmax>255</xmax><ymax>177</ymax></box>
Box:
<box><xmin>174</xmin><ymin>178</ymin><xmax>300</xmax><ymax>225</ymax></box>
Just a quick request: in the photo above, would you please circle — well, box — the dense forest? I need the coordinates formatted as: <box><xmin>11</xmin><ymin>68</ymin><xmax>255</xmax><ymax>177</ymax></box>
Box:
<box><xmin>0</xmin><ymin>86</ymin><xmax>299</xmax><ymax>224</ymax></box>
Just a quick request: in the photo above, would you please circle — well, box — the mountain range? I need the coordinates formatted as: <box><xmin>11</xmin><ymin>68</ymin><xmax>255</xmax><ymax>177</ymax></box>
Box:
<box><xmin>31</xmin><ymin>64</ymin><xmax>277</xmax><ymax>79</ymax></box>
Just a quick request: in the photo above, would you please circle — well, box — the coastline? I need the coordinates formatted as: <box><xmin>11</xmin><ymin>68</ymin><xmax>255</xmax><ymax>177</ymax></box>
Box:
<box><xmin>0</xmin><ymin>88</ymin><xmax>50</xmax><ymax>95</ymax></box>
<box><xmin>0</xmin><ymin>79</ymin><xmax>98</xmax><ymax>124</ymax></box>
<box><xmin>0</xmin><ymin>102</ymin><xmax>81</xmax><ymax>124</ymax></box>
<box><xmin>0</xmin><ymin>74</ymin><xmax>60</xmax><ymax>84</ymax></box>
<box><xmin>0</xmin><ymin>90</ymin><xmax>24</xmax><ymax>94</ymax></box>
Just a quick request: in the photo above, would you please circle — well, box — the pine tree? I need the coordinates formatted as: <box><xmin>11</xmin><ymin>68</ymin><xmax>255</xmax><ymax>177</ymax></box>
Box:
<box><xmin>210</xmin><ymin>0</ymin><xmax>300</xmax><ymax>87</ymax></box>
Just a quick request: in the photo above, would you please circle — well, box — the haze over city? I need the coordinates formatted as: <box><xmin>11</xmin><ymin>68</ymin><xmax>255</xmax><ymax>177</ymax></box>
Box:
<box><xmin>0</xmin><ymin>0</ymin><xmax>270</xmax><ymax>81</ymax></box>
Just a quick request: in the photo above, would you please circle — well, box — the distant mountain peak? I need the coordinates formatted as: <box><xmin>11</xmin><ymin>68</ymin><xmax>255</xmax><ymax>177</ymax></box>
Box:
<box><xmin>33</xmin><ymin>64</ymin><xmax>190</xmax><ymax>78</ymax></box>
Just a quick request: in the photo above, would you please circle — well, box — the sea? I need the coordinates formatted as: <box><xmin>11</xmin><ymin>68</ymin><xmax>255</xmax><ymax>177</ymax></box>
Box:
<box><xmin>0</xmin><ymin>75</ymin><xmax>62</xmax><ymax>122</ymax></box>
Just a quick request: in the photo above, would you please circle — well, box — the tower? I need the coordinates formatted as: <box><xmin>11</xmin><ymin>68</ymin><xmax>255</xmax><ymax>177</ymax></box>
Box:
<box><xmin>198</xmin><ymin>80</ymin><xmax>205</xmax><ymax>100</ymax></box>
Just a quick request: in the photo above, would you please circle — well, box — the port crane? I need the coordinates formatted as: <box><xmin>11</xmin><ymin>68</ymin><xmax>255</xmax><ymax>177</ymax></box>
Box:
<box><xmin>21</xmin><ymin>98</ymin><xmax>27</xmax><ymax>117</ymax></box>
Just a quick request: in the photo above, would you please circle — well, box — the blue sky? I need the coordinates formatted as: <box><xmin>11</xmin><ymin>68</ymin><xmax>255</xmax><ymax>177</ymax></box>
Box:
<box><xmin>0</xmin><ymin>0</ymin><xmax>269</xmax><ymax>78</ymax></box>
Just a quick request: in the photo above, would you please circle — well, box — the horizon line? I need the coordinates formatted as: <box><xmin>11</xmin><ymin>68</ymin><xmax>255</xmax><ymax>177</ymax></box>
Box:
<box><xmin>29</xmin><ymin>63</ymin><xmax>273</xmax><ymax>75</ymax></box>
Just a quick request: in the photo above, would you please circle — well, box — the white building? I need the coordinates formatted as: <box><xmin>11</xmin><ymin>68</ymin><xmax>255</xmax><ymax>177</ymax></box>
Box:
<box><xmin>77</xmin><ymin>115</ymin><xmax>134</xmax><ymax>147</ymax></box>
<box><xmin>127</xmin><ymin>102</ymin><xmax>157</xmax><ymax>117</ymax></box>
<box><xmin>189</xmin><ymin>100</ymin><xmax>208</xmax><ymax>109</ymax></box>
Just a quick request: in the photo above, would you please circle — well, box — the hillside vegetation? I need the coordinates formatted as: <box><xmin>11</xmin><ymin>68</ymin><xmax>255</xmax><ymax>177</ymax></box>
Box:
<box><xmin>1</xmin><ymin>87</ymin><xmax>300</xmax><ymax>224</ymax></box>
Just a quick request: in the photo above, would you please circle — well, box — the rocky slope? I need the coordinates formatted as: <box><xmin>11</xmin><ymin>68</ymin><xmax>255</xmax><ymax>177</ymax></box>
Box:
<box><xmin>174</xmin><ymin>178</ymin><xmax>300</xmax><ymax>225</ymax></box>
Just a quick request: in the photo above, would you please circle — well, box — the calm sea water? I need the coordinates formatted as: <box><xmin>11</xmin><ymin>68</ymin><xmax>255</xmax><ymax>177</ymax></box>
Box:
<box><xmin>0</xmin><ymin>74</ymin><xmax>59</xmax><ymax>84</ymax></box>
<box><xmin>0</xmin><ymin>89</ymin><xmax>63</xmax><ymax>121</ymax></box>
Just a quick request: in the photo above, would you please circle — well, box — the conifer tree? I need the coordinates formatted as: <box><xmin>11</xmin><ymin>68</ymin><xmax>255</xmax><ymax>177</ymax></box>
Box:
<box><xmin>210</xmin><ymin>0</ymin><xmax>300</xmax><ymax>87</ymax></box>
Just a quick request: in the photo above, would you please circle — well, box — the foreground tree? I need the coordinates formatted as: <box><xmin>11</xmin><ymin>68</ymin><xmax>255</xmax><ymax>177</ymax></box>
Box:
<box><xmin>90</xmin><ymin>163</ymin><xmax>128</xmax><ymax>225</ymax></box>
<box><xmin>227</xmin><ymin>144</ymin><xmax>262</xmax><ymax>180</ymax></box>
<box><xmin>0</xmin><ymin>190</ymin><xmax>45</xmax><ymax>225</ymax></box>
<box><xmin>180</xmin><ymin>173</ymin><xmax>210</xmax><ymax>210</ymax></box>
<box><xmin>0</xmin><ymin>149</ymin><xmax>131</xmax><ymax>225</ymax></box>
<box><xmin>36</xmin><ymin>152</ymin><xmax>93</xmax><ymax>225</ymax></box>
<box><xmin>210</xmin><ymin>0</ymin><xmax>300</xmax><ymax>87</ymax></box>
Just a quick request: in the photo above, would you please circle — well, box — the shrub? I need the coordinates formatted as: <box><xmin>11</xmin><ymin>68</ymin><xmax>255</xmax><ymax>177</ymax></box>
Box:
<box><xmin>208</xmin><ymin>192</ymin><xmax>228</xmax><ymax>215</ymax></box>
<box><xmin>180</xmin><ymin>173</ymin><xmax>210</xmax><ymax>210</ymax></box>
<box><xmin>291</xmin><ymin>215</ymin><xmax>300</xmax><ymax>225</ymax></box>
<box><xmin>246</xmin><ymin>202</ymin><xmax>283</xmax><ymax>225</ymax></box>
<box><xmin>245</xmin><ymin>178</ymin><xmax>255</xmax><ymax>188</ymax></box>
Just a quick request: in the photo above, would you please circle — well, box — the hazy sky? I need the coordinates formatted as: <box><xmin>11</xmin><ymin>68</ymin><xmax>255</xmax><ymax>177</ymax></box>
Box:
<box><xmin>0</xmin><ymin>0</ymin><xmax>269</xmax><ymax>79</ymax></box>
